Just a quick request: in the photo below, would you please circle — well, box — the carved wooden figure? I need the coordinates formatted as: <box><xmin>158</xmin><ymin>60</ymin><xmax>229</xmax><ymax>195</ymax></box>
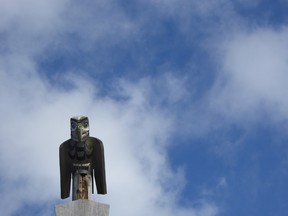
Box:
<box><xmin>59</xmin><ymin>116</ymin><xmax>107</xmax><ymax>200</ymax></box>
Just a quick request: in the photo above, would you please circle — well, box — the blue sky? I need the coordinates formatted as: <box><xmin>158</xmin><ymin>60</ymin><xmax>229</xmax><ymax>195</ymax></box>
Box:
<box><xmin>1</xmin><ymin>0</ymin><xmax>288</xmax><ymax>216</ymax></box>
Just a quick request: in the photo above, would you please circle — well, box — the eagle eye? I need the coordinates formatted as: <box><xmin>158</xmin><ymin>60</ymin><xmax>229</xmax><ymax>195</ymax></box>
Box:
<box><xmin>71</xmin><ymin>122</ymin><xmax>77</xmax><ymax>130</ymax></box>
<box><xmin>83</xmin><ymin>121</ymin><xmax>89</xmax><ymax>128</ymax></box>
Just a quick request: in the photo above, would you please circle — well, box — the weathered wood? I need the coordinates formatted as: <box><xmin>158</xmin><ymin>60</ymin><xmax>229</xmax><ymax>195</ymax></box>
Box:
<box><xmin>72</xmin><ymin>172</ymin><xmax>92</xmax><ymax>200</ymax></box>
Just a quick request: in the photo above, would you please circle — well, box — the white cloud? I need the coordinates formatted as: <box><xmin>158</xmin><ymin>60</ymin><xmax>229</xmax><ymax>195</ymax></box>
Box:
<box><xmin>0</xmin><ymin>0</ymin><xmax>137</xmax><ymax>61</ymax></box>
<box><xmin>209</xmin><ymin>27</ymin><xmax>288</xmax><ymax>122</ymax></box>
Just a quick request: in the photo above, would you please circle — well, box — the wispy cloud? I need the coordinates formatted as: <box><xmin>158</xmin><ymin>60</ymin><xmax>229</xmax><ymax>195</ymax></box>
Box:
<box><xmin>210</xmin><ymin>26</ymin><xmax>288</xmax><ymax>122</ymax></box>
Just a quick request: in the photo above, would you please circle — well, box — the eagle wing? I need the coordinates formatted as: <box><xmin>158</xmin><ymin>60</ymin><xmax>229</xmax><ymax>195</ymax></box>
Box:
<box><xmin>59</xmin><ymin>140</ymin><xmax>72</xmax><ymax>199</ymax></box>
<box><xmin>91</xmin><ymin>138</ymin><xmax>107</xmax><ymax>194</ymax></box>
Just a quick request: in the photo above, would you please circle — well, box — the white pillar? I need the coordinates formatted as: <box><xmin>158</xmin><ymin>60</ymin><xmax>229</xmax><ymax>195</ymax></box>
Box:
<box><xmin>56</xmin><ymin>200</ymin><xmax>110</xmax><ymax>216</ymax></box>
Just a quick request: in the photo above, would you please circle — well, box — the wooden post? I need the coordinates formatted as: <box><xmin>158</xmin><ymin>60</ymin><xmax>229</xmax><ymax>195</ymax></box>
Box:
<box><xmin>73</xmin><ymin>171</ymin><xmax>92</xmax><ymax>200</ymax></box>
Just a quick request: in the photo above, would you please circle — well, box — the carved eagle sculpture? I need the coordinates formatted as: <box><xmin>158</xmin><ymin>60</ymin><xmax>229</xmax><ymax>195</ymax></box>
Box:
<box><xmin>59</xmin><ymin>116</ymin><xmax>107</xmax><ymax>199</ymax></box>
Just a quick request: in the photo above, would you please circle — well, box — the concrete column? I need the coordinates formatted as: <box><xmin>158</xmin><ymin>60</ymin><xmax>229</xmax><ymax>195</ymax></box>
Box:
<box><xmin>55</xmin><ymin>200</ymin><xmax>109</xmax><ymax>216</ymax></box>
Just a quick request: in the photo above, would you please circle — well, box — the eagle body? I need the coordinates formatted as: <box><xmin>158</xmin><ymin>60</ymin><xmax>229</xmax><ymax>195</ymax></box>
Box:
<box><xmin>59</xmin><ymin>136</ymin><xmax>107</xmax><ymax>199</ymax></box>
